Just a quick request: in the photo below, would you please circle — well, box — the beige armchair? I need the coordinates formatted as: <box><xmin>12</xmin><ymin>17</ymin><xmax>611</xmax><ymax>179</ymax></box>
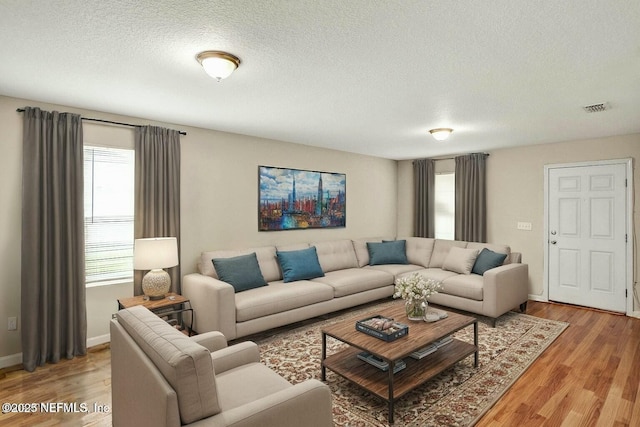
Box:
<box><xmin>110</xmin><ymin>306</ymin><xmax>333</xmax><ymax>427</ymax></box>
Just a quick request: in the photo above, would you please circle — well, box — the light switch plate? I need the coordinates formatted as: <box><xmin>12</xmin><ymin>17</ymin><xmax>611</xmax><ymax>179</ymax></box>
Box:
<box><xmin>517</xmin><ymin>222</ymin><xmax>532</xmax><ymax>231</ymax></box>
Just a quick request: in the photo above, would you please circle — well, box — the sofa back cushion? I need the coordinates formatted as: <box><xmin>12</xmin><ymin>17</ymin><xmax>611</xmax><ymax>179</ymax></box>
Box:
<box><xmin>312</xmin><ymin>239</ymin><xmax>359</xmax><ymax>273</ymax></box>
<box><xmin>404</xmin><ymin>237</ymin><xmax>435</xmax><ymax>268</ymax></box>
<box><xmin>117</xmin><ymin>306</ymin><xmax>220</xmax><ymax>424</ymax></box>
<box><xmin>429</xmin><ymin>240</ymin><xmax>468</xmax><ymax>268</ymax></box>
<box><xmin>200</xmin><ymin>246</ymin><xmax>281</xmax><ymax>282</ymax></box>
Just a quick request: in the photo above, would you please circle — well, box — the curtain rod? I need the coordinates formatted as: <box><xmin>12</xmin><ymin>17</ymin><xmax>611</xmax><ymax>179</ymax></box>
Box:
<box><xmin>16</xmin><ymin>108</ymin><xmax>187</xmax><ymax>136</ymax></box>
<box><xmin>434</xmin><ymin>153</ymin><xmax>490</xmax><ymax>161</ymax></box>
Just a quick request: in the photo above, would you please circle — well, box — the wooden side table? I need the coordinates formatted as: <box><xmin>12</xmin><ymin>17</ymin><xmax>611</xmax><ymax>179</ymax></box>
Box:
<box><xmin>117</xmin><ymin>292</ymin><xmax>195</xmax><ymax>336</ymax></box>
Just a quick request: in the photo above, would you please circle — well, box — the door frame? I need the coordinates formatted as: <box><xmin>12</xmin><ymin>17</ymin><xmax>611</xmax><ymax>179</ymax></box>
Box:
<box><xmin>543</xmin><ymin>158</ymin><xmax>634</xmax><ymax>316</ymax></box>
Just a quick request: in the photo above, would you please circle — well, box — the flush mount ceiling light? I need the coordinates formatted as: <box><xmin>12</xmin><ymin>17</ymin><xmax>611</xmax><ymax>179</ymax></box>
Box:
<box><xmin>429</xmin><ymin>128</ymin><xmax>453</xmax><ymax>141</ymax></box>
<box><xmin>196</xmin><ymin>51</ymin><xmax>241</xmax><ymax>82</ymax></box>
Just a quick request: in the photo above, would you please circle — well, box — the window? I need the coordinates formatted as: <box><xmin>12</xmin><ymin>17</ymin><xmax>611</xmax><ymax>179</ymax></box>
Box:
<box><xmin>434</xmin><ymin>173</ymin><xmax>455</xmax><ymax>240</ymax></box>
<box><xmin>84</xmin><ymin>146</ymin><xmax>135</xmax><ymax>285</ymax></box>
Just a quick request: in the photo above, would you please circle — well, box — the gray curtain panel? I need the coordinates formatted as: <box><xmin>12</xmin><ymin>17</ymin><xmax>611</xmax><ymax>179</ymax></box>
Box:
<box><xmin>21</xmin><ymin>107</ymin><xmax>87</xmax><ymax>372</ymax></box>
<box><xmin>413</xmin><ymin>158</ymin><xmax>435</xmax><ymax>238</ymax></box>
<box><xmin>455</xmin><ymin>153</ymin><xmax>488</xmax><ymax>242</ymax></box>
<box><xmin>134</xmin><ymin>125</ymin><xmax>181</xmax><ymax>296</ymax></box>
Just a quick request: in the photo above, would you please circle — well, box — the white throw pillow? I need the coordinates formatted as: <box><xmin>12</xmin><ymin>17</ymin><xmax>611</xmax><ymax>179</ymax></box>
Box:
<box><xmin>442</xmin><ymin>247</ymin><xmax>480</xmax><ymax>275</ymax></box>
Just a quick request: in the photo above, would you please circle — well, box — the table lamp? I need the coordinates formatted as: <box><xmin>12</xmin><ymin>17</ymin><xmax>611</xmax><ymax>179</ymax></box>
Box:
<box><xmin>134</xmin><ymin>237</ymin><xmax>179</xmax><ymax>300</ymax></box>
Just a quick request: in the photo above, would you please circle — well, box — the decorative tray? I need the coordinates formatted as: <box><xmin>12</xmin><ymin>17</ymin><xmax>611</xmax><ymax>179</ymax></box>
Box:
<box><xmin>355</xmin><ymin>315</ymin><xmax>409</xmax><ymax>342</ymax></box>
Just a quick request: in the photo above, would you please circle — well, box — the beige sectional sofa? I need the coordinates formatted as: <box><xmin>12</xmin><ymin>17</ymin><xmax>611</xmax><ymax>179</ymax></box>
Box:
<box><xmin>110</xmin><ymin>305</ymin><xmax>333</xmax><ymax>427</ymax></box>
<box><xmin>183</xmin><ymin>237</ymin><xmax>528</xmax><ymax>339</ymax></box>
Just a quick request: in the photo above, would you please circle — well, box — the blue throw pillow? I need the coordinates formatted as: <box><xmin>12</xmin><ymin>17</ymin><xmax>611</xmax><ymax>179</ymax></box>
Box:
<box><xmin>276</xmin><ymin>246</ymin><xmax>325</xmax><ymax>283</ymax></box>
<box><xmin>471</xmin><ymin>248</ymin><xmax>508</xmax><ymax>275</ymax></box>
<box><xmin>367</xmin><ymin>240</ymin><xmax>408</xmax><ymax>265</ymax></box>
<box><xmin>212</xmin><ymin>253</ymin><xmax>268</xmax><ymax>293</ymax></box>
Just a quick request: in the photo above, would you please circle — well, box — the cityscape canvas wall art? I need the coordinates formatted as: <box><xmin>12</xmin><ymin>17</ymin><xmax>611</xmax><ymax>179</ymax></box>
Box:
<box><xmin>259</xmin><ymin>166</ymin><xmax>346</xmax><ymax>231</ymax></box>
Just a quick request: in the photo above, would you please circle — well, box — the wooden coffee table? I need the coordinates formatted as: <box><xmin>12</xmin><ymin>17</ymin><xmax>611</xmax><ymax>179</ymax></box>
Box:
<box><xmin>321</xmin><ymin>303</ymin><xmax>478</xmax><ymax>423</ymax></box>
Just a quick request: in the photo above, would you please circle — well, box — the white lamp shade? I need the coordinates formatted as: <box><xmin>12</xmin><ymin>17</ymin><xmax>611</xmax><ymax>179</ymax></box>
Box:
<box><xmin>134</xmin><ymin>237</ymin><xmax>179</xmax><ymax>270</ymax></box>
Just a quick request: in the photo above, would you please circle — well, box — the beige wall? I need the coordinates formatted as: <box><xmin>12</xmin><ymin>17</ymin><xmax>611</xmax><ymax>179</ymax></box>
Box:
<box><xmin>0</xmin><ymin>95</ymin><xmax>398</xmax><ymax>363</ymax></box>
<box><xmin>3</xmin><ymin>90</ymin><xmax>637</xmax><ymax>365</ymax></box>
<box><xmin>398</xmin><ymin>134</ymin><xmax>640</xmax><ymax>312</ymax></box>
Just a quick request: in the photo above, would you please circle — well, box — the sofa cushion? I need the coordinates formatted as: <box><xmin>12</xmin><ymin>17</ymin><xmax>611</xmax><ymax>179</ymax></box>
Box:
<box><xmin>212</xmin><ymin>253</ymin><xmax>267</xmax><ymax>293</ymax></box>
<box><xmin>367</xmin><ymin>264</ymin><xmax>424</xmax><ymax>279</ymax></box>
<box><xmin>235</xmin><ymin>281</ymin><xmax>334</xmax><ymax>322</ymax></box>
<box><xmin>472</xmin><ymin>248</ymin><xmax>508</xmax><ymax>275</ymax></box>
<box><xmin>367</xmin><ymin>240</ymin><xmax>408</xmax><ymax>265</ymax></box>
<box><xmin>398</xmin><ymin>268</ymin><xmax>459</xmax><ymax>283</ymax></box>
<box><xmin>313</xmin><ymin>268</ymin><xmax>394</xmax><ymax>297</ymax></box>
<box><xmin>200</xmin><ymin>246</ymin><xmax>281</xmax><ymax>282</ymax></box>
<box><xmin>442</xmin><ymin>247</ymin><xmax>480</xmax><ymax>275</ymax></box>
<box><xmin>441</xmin><ymin>274</ymin><xmax>484</xmax><ymax>301</ymax></box>
<box><xmin>429</xmin><ymin>240</ymin><xmax>468</xmax><ymax>268</ymax></box>
<box><xmin>312</xmin><ymin>239</ymin><xmax>359</xmax><ymax>273</ymax></box>
<box><xmin>215</xmin><ymin>362</ymin><xmax>291</xmax><ymax>411</ymax></box>
<box><xmin>116</xmin><ymin>306</ymin><xmax>220</xmax><ymax>424</ymax></box>
<box><xmin>276</xmin><ymin>246</ymin><xmax>325</xmax><ymax>282</ymax></box>
<box><xmin>404</xmin><ymin>237</ymin><xmax>436</xmax><ymax>268</ymax></box>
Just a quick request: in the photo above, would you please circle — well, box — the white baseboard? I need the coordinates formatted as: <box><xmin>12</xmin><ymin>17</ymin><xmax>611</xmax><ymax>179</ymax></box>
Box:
<box><xmin>0</xmin><ymin>352</ymin><xmax>22</xmax><ymax>369</ymax></box>
<box><xmin>0</xmin><ymin>335</ymin><xmax>111</xmax><ymax>370</ymax></box>
<box><xmin>528</xmin><ymin>294</ymin><xmax>548</xmax><ymax>302</ymax></box>
<box><xmin>87</xmin><ymin>333</ymin><xmax>110</xmax><ymax>348</ymax></box>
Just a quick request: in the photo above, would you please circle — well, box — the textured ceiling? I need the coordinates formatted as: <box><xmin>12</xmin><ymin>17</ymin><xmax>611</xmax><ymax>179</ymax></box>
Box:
<box><xmin>1</xmin><ymin>1</ymin><xmax>639</xmax><ymax>160</ymax></box>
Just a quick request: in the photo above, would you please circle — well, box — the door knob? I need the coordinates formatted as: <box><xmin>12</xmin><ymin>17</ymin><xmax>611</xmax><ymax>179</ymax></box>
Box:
<box><xmin>550</xmin><ymin>240</ymin><xmax>557</xmax><ymax>245</ymax></box>
<box><xmin>550</xmin><ymin>231</ymin><xmax>557</xmax><ymax>235</ymax></box>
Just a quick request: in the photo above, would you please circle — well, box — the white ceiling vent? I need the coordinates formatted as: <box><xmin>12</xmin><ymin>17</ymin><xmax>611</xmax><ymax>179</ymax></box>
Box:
<box><xmin>583</xmin><ymin>103</ymin><xmax>608</xmax><ymax>113</ymax></box>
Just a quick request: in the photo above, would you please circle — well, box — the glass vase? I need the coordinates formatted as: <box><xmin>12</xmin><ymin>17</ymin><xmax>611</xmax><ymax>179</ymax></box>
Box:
<box><xmin>405</xmin><ymin>299</ymin><xmax>427</xmax><ymax>321</ymax></box>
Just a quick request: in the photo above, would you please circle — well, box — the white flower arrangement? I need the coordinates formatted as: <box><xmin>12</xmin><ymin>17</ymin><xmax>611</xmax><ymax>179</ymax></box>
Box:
<box><xmin>393</xmin><ymin>272</ymin><xmax>441</xmax><ymax>304</ymax></box>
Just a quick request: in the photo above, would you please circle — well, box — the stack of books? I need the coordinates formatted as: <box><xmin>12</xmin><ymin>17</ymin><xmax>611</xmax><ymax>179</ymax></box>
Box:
<box><xmin>435</xmin><ymin>335</ymin><xmax>453</xmax><ymax>348</ymax></box>
<box><xmin>409</xmin><ymin>334</ymin><xmax>454</xmax><ymax>359</ymax></box>
<box><xmin>357</xmin><ymin>352</ymin><xmax>406</xmax><ymax>373</ymax></box>
<box><xmin>410</xmin><ymin>343</ymin><xmax>438</xmax><ymax>359</ymax></box>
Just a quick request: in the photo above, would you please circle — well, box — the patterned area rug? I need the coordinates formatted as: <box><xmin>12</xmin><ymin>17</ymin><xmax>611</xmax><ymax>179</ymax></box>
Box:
<box><xmin>254</xmin><ymin>299</ymin><xmax>568</xmax><ymax>426</ymax></box>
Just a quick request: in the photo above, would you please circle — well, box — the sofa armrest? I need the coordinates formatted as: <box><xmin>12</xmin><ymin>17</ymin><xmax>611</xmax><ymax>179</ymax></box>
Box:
<box><xmin>203</xmin><ymin>379</ymin><xmax>333</xmax><ymax>427</ymax></box>
<box><xmin>211</xmin><ymin>341</ymin><xmax>260</xmax><ymax>374</ymax></box>
<box><xmin>482</xmin><ymin>263</ymin><xmax>529</xmax><ymax>318</ymax></box>
<box><xmin>190</xmin><ymin>331</ymin><xmax>228</xmax><ymax>352</ymax></box>
<box><xmin>182</xmin><ymin>273</ymin><xmax>237</xmax><ymax>340</ymax></box>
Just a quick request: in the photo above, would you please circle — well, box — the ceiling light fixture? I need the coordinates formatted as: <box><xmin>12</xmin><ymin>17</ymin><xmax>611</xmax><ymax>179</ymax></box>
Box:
<box><xmin>196</xmin><ymin>51</ymin><xmax>241</xmax><ymax>82</ymax></box>
<box><xmin>429</xmin><ymin>128</ymin><xmax>453</xmax><ymax>141</ymax></box>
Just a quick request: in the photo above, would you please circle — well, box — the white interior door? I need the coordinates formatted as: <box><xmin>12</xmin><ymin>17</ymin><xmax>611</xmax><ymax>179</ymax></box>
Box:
<box><xmin>547</xmin><ymin>162</ymin><xmax>627</xmax><ymax>312</ymax></box>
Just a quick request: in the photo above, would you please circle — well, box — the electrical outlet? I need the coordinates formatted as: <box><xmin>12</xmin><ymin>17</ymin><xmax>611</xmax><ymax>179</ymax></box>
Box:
<box><xmin>8</xmin><ymin>317</ymin><xmax>17</xmax><ymax>331</ymax></box>
<box><xmin>517</xmin><ymin>222</ymin><xmax>532</xmax><ymax>231</ymax></box>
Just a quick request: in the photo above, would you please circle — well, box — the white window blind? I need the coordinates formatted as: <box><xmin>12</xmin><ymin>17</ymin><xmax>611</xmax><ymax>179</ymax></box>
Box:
<box><xmin>84</xmin><ymin>146</ymin><xmax>134</xmax><ymax>284</ymax></box>
<box><xmin>435</xmin><ymin>173</ymin><xmax>455</xmax><ymax>240</ymax></box>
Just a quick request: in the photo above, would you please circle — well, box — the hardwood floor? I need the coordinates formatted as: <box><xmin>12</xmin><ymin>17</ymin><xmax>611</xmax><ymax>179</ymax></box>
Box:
<box><xmin>0</xmin><ymin>301</ymin><xmax>638</xmax><ymax>426</ymax></box>
<box><xmin>476</xmin><ymin>302</ymin><xmax>640</xmax><ymax>427</ymax></box>
<box><xmin>0</xmin><ymin>344</ymin><xmax>111</xmax><ymax>426</ymax></box>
